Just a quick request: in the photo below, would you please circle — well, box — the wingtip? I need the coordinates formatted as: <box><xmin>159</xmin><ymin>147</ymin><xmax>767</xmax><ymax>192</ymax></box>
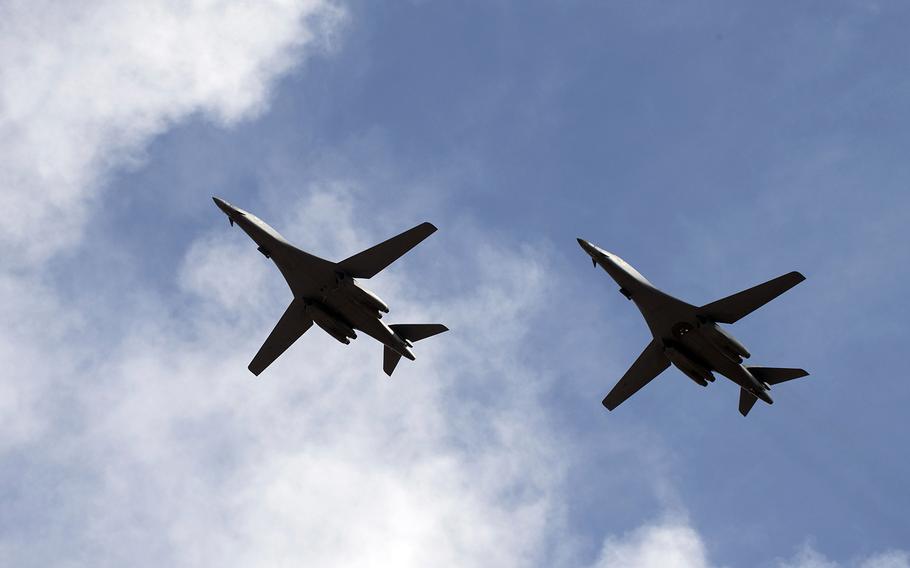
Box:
<box><xmin>421</xmin><ymin>221</ymin><xmax>438</xmax><ymax>234</ymax></box>
<box><xmin>791</xmin><ymin>271</ymin><xmax>807</xmax><ymax>282</ymax></box>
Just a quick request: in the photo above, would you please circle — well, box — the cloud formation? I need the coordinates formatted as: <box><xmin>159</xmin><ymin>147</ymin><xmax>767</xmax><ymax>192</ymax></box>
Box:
<box><xmin>778</xmin><ymin>547</ymin><xmax>910</xmax><ymax>568</ymax></box>
<box><xmin>2</xmin><ymin>2</ymin><xmax>908</xmax><ymax>566</ymax></box>
<box><xmin>0</xmin><ymin>187</ymin><xmax>570</xmax><ymax>567</ymax></box>
<box><xmin>591</xmin><ymin>519</ymin><xmax>909</xmax><ymax>568</ymax></box>
<box><xmin>591</xmin><ymin>517</ymin><xmax>711</xmax><ymax>568</ymax></box>
<box><xmin>0</xmin><ymin>0</ymin><xmax>342</xmax><ymax>260</ymax></box>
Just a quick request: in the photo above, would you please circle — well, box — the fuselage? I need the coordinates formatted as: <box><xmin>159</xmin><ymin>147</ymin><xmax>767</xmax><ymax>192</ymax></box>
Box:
<box><xmin>577</xmin><ymin>239</ymin><xmax>771</xmax><ymax>403</ymax></box>
<box><xmin>213</xmin><ymin>198</ymin><xmax>415</xmax><ymax>360</ymax></box>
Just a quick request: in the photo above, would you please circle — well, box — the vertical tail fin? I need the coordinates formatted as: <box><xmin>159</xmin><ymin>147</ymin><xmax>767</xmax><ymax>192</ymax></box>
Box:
<box><xmin>383</xmin><ymin>323</ymin><xmax>449</xmax><ymax>376</ymax></box>
<box><xmin>383</xmin><ymin>346</ymin><xmax>403</xmax><ymax>376</ymax></box>
<box><xmin>739</xmin><ymin>388</ymin><xmax>758</xmax><ymax>417</ymax></box>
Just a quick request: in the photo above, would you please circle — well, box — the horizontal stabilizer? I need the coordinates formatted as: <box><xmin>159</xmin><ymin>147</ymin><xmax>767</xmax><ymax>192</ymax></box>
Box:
<box><xmin>389</xmin><ymin>323</ymin><xmax>449</xmax><ymax>342</ymax></box>
<box><xmin>603</xmin><ymin>338</ymin><xmax>669</xmax><ymax>411</ymax></box>
<box><xmin>383</xmin><ymin>346</ymin><xmax>403</xmax><ymax>376</ymax></box>
<box><xmin>699</xmin><ymin>271</ymin><xmax>805</xmax><ymax>324</ymax></box>
<box><xmin>739</xmin><ymin>388</ymin><xmax>758</xmax><ymax>417</ymax></box>
<box><xmin>338</xmin><ymin>222</ymin><xmax>437</xmax><ymax>279</ymax></box>
<box><xmin>249</xmin><ymin>299</ymin><xmax>312</xmax><ymax>376</ymax></box>
<box><xmin>747</xmin><ymin>366</ymin><xmax>809</xmax><ymax>385</ymax></box>
<box><xmin>383</xmin><ymin>324</ymin><xmax>448</xmax><ymax>377</ymax></box>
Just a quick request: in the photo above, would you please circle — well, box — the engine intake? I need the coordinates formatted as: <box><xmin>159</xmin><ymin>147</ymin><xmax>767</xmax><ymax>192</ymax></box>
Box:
<box><xmin>306</xmin><ymin>302</ymin><xmax>357</xmax><ymax>344</ymax></box>
<box><xmin>702</xmin><ymin>323</ymin><xmax>751</xmax><ymax>360</ymax></box>
<box><xmin>346</xmin><ymin>282</ymin><xmax>390</xmax><ymax>314</ymax></box>
<box><xmin>664</xmin><ymin>346</ymin><xmax>714</xmax><ymax>387</ymax></box>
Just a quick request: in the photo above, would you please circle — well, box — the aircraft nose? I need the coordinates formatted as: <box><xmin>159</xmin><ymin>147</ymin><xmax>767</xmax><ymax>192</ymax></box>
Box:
<box><xmin>577</xmin><ymin>238</ymin><xmax>602</xmax><ymax>267</ymax></box>
<box><xmin>577</xmin><ymin>238</ymin><xmax>605</xmax><ymax>258</ymax></box>
<box><xmin>212</xmin><ymin>196</ymin><xmax>234</xmax><ymax>215</ymax></box>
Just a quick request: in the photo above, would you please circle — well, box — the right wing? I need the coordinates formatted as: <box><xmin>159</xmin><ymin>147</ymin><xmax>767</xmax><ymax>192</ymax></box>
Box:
<box><xmin>337</xmin><ymin>222</ymin><xmax>437</xmax><ymax>279</ymax></box>
<box><xmin>698</xmin><ymin>271</ymin><xmax>805</xmax><ymax>324</ymax></box>
<box><xmin>603</xmin><ymin>338</ymin><xmax>670</xmax><ymax>411</ymax></box>
<box><xmin>248</xmin><ymin>299</ymin><xmax>312</xmax><ymax>376</ymax></box>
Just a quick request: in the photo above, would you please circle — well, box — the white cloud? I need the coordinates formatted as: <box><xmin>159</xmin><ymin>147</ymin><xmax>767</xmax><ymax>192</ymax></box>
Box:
<box><xmin>861</xmin><ymin>551</ymin><xmax>910</xmax><ymax>568</ymax></box>
<box><xmin>591</xmin><ymin>517</ymin><xmax>712</xmax><ymax>568</ymax></box>
<box><xmin>591</xmin><ymin>519</ymin><xmax>910</xmax><ymax>568</ymax></box>
<box><xmin>778</xmin><ymin>546</ymin><xmax>840</xmax><ymax>568</ymax></box>
<box><xmin>778</xmin><ymin>546</ymin><xmax>910</xmax><ymax>568</ymax></box>
<box><xmin>0</xmin><ymin>0</ymin><xmax>343</xmax><ymax>261</ymax></box>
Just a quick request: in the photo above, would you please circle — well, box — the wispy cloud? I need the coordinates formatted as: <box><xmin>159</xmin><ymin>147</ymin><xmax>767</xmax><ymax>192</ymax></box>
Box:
<box><xmin>0</xmin><ymin>0</ymin><xmax>343</xmax><ymax>261</ymax></box>
<box><xmin>591</xmin><ymin>518</ymin><xmax>909</xmax><ymax>568</ymax></box>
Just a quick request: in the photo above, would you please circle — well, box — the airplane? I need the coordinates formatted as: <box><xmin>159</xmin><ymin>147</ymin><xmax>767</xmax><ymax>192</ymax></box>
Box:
<box><xmin>577</xmin><ymin>238</ymin><xmax>809</xmax><ymax>416</ymax></box>
<box><xmin>213</xmin><ymin>197</ymin><xmax>448</xmax><ymax>377</ymax></box>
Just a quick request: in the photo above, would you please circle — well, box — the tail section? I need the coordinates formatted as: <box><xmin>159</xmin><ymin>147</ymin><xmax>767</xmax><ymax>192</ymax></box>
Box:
<box><xmin>739</xmin><ymin>367</ymin><xmax>809</xmax><ymax>416</ymax></box>
<box><xmin>383</xmin><ymin>323</ymin><xmax>449</xmax><ymax>376</ymax></box>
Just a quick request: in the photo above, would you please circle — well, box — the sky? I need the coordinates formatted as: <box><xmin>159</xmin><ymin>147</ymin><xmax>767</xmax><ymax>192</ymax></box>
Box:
<box><xmin>1</xmin><ymin>1</ymin><xmax>909</xmax><ymax>566</ymax></box>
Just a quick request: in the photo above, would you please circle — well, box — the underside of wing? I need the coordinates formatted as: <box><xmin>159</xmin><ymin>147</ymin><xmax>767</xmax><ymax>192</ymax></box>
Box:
<box><xmin>603</xmin><ymin>338</ymin><xmax>670</xmax><ymax>411</ymax></box>
<box><xmin>287</xmin><ymin>247</ymin><xmax>337</xmax><ymax>274</ymax></box>
<box><xmin>698</xmin><ymin>271</ymin><xmax>805</xmax><ymax>324</ymax></box>
<box><xmin>337</xmin><ymin>222</ymin><xmax>437</xmax><ymax>279</ymax></box>
<box><xmin>248</xmin><ymin>299</ymin><xmax>313</xmax><ymax>376</ymax></box>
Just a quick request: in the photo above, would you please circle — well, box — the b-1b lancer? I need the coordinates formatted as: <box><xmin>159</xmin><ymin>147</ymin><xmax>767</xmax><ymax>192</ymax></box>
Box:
<box><xmin>213</xmin><ymin>197</ymin><xmax>448</xmax><ymax>377</ymax></box>
<box><xmin>577</xmin><ymin>239</ymin><xmax>808</xmax><ymax>416</ymax></box>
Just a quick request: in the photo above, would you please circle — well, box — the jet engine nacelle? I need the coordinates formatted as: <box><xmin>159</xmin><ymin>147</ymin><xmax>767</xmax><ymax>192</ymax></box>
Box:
<box><xmin>306</xmin><ymin>302</ymin><xmax>357</xmax><ymax>344</ymax></box>
<box><xmin>702</xmin><ymin>323</ymin><xmax>751</xmax><ymax>361</ymax></box>
<box><xmin>664</xmin><ymin>346</ymin><xmax>714</xmax><ymax>387</ymax></box>
<box><xmin>347</xmin><ymin>283</ymin><xmax>390</xmax><ymax>314</ymax></box>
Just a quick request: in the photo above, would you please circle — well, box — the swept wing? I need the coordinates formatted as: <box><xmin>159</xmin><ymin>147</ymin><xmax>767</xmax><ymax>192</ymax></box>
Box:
<box><xmin>338</xmin><ymin>222</ymin><xmax>437</xmax><ymax>279</ymax></box>
<box><xmin>698</xmin><ymin>271</ymin><xmax>805</xmax><ymax>324</ymax></box>
<box><xmin>603</xmin><ymin>338</ymin><xmax>670</xmax><ymax>410</ymax></box>
<box><xmin>249</xmin><ymin>299</ymin><xmax>313</xmax><ymax>376</ymax></box>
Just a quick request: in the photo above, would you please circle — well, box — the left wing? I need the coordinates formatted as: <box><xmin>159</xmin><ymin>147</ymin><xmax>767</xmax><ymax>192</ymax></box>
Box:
<box><xmin>248</xmin><ymin>299</ymin><xmax>312</xmax><ymax>376</ymax></box>
<box><xmin>603</xmin><ymin>338</ymin><xmax>670</xmax><ymax>411</ymax></box>
<box><xmin>337</xmin><ymin>222</ymin><xmax>437</xmax><ymax>279</ymax></box>
<box><xmin>698</xmin><ymin>271</ymin><xmax>805</xmax><ymax>324</ymax></box>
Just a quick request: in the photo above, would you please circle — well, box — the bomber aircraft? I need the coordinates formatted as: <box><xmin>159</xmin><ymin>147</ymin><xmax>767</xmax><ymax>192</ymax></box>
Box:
<box><xmin>213</xmin><ymin>197</ymin><xmax>448</xmax><ymax>377</ymax></box>
<box><xmin>577</xmin><ymin>238</ymin><xmax>808</xmax><ymax>416</ymax></box>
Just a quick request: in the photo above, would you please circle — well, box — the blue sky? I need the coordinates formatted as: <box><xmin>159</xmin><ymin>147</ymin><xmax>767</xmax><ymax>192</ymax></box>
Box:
<box><xmin>2</xmin><ymin>1</ymin><xmax>909</xmax><ymax>566</ymax></box>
